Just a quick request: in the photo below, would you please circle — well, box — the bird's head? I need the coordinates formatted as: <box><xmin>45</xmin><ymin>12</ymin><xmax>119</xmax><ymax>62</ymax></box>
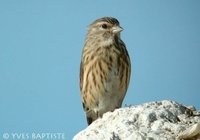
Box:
<box><xmin>86</xmin><ymin>17</ymin><xmax>123</xmax><ymax>47</ymax></box>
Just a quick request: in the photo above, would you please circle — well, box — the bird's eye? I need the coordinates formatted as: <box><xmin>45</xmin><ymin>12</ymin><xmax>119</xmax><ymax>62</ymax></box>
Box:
<box><xmin>101</xmin><ymin>24</ymin><xmax>108</xmax><ymax>29</ymax></box>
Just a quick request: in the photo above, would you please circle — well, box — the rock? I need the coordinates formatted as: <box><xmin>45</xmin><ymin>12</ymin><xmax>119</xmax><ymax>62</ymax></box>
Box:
<box><xmin>73</xmin><ymin>100</ymin><xmax>200</xmax><ymax>140</ymax></box>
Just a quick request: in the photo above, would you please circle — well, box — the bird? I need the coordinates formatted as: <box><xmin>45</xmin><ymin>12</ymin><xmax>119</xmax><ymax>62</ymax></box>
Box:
<box><xmin>80</xmin><ymin>17</ymin><xmax>131</xmax><ymax>125</ymax></box>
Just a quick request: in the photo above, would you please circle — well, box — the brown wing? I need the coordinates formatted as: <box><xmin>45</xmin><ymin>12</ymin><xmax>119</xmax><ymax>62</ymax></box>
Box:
<box><xmin>80</xmin><ymin>61</ymin><xmax>96</xmax><ymax>125</ymax></box>
<box><xmin>117</xmin><ymin>40</ymin><xmax>131</xmax><ymax>106</ymax></box>
<box><xmin>80</xmin><ymin>61</ymin><xmax>83</xmax><ymax>91</ymax></box>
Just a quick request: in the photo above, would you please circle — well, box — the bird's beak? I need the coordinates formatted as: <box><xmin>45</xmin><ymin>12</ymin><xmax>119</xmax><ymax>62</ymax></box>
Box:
<box><xmin>112</xmin><ymin>26</ymin><xmax>123</xmax><ymax>34</ymax></box>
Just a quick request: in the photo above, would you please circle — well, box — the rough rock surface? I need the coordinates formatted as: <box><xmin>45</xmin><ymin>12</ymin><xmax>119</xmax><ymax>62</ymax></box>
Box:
<box><xmin>73</xmin><ymin>100</ymin><xmax>200</xmax><ymax>140</ymax></box>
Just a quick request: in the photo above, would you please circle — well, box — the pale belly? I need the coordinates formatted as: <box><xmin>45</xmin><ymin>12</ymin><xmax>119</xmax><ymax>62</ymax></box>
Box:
<box><xmin>93</xmin><ymin>70</ymin><xmax>122</xmax><ymax>116</ymax></box>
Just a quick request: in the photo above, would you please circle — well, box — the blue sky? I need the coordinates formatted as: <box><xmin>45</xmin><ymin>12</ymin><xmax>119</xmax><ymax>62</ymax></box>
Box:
<box><xmin>0</xmin><ymin>1</ymin><xmax>200</xmax><ymax>139</ymax></box>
